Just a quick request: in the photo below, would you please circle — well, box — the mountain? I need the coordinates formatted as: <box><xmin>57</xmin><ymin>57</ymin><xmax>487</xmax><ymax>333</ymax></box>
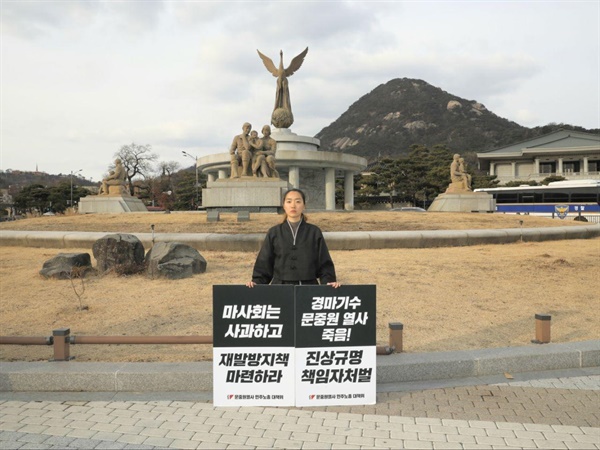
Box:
<box><xmin>315</xmin><ymin>78</ymin><xmax>595</xmax><ymax>161</ymax></box>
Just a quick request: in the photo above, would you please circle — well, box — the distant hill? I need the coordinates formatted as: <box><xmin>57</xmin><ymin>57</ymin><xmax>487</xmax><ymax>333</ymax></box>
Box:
<box><xmin>0</xmin><ymin>170</ymin><xmax>96</xmax><ymax>192</ymax></box>
<box><xmin>315</xmin><ymin>78</ymin><xmax>596</xmax><ymax>161</ymax></box>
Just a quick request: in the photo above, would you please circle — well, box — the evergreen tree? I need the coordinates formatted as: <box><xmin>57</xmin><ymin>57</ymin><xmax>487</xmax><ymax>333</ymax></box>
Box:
<box><xmin>13</xmin><ymin>184</ymin><xmax>49</xmax><ymax>214</ymax></box>
<box><xmin>174</xmin><ymin>170</ymin><xmax>202</xmax><ymax>210</ymax></box>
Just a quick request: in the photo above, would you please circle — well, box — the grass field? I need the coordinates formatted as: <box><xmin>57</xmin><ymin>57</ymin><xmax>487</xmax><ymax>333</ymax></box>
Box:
<box><xmin>0</xmin><ymin>211</ymin><xmax>597</xmax><ymax>362</ymax></box>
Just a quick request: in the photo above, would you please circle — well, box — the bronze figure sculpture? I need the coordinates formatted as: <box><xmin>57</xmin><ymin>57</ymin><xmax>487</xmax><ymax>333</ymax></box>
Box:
<box><xmin>229</xmin><ymin>122</ymin><xmax>252</xmax><ymax>178</ymax></box>
<box><xmin>445</xmin><ymin>153</ymin><xmax>472</xmax><ymax>193</ymax></box>
<box><xmin>100</xmin><ymin>159</ymin><xmax>127</xmax><ymax>195</ymax></box>
<box><xmin>257</xmin><ymin>47</ymin><xmax>309</xmax><ymax>129</ymax></box>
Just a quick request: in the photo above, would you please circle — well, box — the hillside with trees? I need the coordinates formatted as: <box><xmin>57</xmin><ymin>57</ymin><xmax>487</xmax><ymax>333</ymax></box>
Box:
<box><xmin>0</xmin><ymin>170</ymin><xmax>95</xmax><ymax>192</ymax></box>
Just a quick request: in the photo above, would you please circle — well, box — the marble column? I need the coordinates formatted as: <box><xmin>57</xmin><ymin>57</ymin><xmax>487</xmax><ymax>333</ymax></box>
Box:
<box><xmin>511</xmin><ymin>162</ymin><xmax>517</xmax><ymax>178</ymax></box>
<box><xmin>218</xmin><ymin>170</ymin><xmax>227</xmax><ymax>179</ymax></box>
<box><xmin>557</xmin><ymin>158</ymin><xmax>563</xmax><ymax>174</ymax></box>
<box><xmin>207</xmin><ymin>173</ymin><xmax>216</xmax><ymax>183</ymax></box>
<box><xmin>583</xmin><ymin>157</ymin><xmax>589</xmax><ymax>174</ymax></box>
<box><xmin>325</xmin><ymin>168</ymin><xmax>336</xmax><ymax>211</ymax></box>
<box><xmin>489</xmin><ymin>162</ymin><xmax>495</xmax><ymax>176</ymax></box>
<box><xmin>534</xmin><ymin>158</ymin><xmax>540</xmax><ymax>175</ymax></box>
<box><xmin>289</xmin><ymin>166</ymin><xmax>300</xmax><ymax>188</ymax></box>
<box><xmin>344</xmin><ymin>171</ymin><xmax>354</xmax><ymax>211</ymax></box>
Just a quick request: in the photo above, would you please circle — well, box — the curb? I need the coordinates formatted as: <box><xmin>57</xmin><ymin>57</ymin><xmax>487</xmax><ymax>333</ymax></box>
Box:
<box><xmin>1</xmin><ymin>340</ymin><xmax>598</xmax><ymax>392</ymax></box>
<box><xmin>1</xmin><ymin>224</ymin><xmax>599</xmax><ymax>251</ymax></box>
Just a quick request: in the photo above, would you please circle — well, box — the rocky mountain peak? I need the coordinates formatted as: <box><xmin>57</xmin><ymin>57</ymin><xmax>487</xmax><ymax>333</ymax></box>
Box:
<box><xmin>315</xmin><ymin>78</ymin><xmax>528</xmax><ymax>161</ymax></box>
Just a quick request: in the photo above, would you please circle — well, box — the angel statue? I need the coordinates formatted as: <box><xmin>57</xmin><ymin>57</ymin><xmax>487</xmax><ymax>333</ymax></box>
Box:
<box><xmin>257</xmin><ymin>47</ymin><xmax>309</xmax><ymax>129</ymax></box>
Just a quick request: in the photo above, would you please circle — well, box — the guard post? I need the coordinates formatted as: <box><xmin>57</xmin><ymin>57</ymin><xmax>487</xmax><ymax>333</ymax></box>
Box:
<box><xmin>52</xmin><ymin>328</ymin><xmax>71</xmax><ymax>361</ymax></box>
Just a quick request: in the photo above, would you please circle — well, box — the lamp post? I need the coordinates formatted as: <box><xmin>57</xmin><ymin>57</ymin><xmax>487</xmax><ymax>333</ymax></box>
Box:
<box><xmin>181</xmin><ymin>151</ymin><xmax>199</xmax><ymax>208</ymax></box>
<box><xmin>70</xmin><ymin>169</ymin><xmax>83</xmax><ymax>208</ymax></box>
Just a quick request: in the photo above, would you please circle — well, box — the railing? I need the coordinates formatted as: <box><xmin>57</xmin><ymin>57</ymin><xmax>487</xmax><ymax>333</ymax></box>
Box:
<box><xmin>583</xmin><ymin>215</ymin><xmax>600</xmax><ymax>224</ymax></box>
<box><xmin>1</xmin><ymin>327</ymin><xmax>398</xmax><ymax>361</ymax></box>
<box><xmin>0</xmin><ymin>328</ymin><xmax>213</xmax><ymax>361</ymax></box>
<box><xmin>492</xmin><ymin>172</ymin><xmax>600</xmax><ymax>183</ymax></box>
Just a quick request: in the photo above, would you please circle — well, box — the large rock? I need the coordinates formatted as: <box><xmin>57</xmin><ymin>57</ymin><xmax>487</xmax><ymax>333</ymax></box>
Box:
<box><xmin>145</xmin><ymin>242</ymin><xmax>207</xmax><ymax>279</ymax></box>
<box><xmin>39</xmin><ymin>253</ymin><xmax>93</xmax><ymax>279</ymax></box>
<box><xmin>92</xmin><ymin>234</ymin><xmax>145</xmax><ymax>274</ymax></box>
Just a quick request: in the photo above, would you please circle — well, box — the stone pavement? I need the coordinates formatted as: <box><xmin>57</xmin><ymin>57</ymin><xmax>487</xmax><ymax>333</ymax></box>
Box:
<box><xmin>1</xmin><ymin>367</ymin><xmax>598</xmax><ymax>449</ymax></box>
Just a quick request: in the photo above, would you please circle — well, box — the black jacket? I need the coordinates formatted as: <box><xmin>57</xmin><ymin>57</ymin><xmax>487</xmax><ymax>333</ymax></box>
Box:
<box><xmin>252</xmin><ymin>220</ymin><xmax>337</xmax><ymax>285</ymax></box>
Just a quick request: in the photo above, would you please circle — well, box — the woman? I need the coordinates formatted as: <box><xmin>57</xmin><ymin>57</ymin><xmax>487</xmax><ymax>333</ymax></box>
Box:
<box><xmin>246</xmin><ymin>189</ymin><xmax>341</xmax><ymax>288</ymax></box>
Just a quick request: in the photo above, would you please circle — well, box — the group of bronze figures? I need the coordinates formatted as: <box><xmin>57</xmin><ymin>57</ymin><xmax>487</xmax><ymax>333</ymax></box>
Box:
<box><xmin>229</xmin><ymin>123</ymin><xmax>279</xmax><ymax>179</ymax></box>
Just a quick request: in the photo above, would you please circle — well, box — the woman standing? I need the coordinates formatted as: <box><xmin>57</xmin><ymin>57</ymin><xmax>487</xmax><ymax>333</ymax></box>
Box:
<box><xmin>246</xmin><ymin>189</ymin><xmax>341</xmax><ymax>288</ymax></box>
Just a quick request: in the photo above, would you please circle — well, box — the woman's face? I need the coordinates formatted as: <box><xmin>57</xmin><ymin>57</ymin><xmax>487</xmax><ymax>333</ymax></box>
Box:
<box><xmin>283</xmin><ymin>191</ymin><xmax>305</xmax><ymax>222</ymax></box>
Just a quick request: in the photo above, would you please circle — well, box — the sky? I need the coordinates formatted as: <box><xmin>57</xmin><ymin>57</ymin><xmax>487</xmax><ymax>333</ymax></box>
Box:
<box><xmin>1</xmin><ymin>0</ymin><xmax>599</xmax><ymax>183</ymax></box>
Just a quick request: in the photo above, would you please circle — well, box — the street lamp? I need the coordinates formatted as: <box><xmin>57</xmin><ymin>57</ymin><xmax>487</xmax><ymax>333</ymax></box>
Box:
<box><xmin>182</xmin><ymin>151</ymin><xmax>199</xmax><ymax>208</ymax></box>
<box><xmin>70</xmin><ymin>169</ymin><xmax>83</xmax><ymax>208</ymax></box>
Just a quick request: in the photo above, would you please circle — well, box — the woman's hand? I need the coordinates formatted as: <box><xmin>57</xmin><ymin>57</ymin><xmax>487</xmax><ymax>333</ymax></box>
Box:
<box><xmin>246</xmin><ymin>281</ymin><xmax>256</xmax><ymax>288</ymax></box>
<box><xmin>327</xmin><ymin>282</ymin><xmax>342</xmax><ymax>288</ymax></box>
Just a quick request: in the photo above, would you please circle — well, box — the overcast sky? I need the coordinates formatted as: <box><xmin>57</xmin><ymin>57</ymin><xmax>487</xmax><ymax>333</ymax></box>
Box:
<box><xmin>1</xmin><ymin>1</ymin><xmax>598</xmax><ymax>182</ymax></box>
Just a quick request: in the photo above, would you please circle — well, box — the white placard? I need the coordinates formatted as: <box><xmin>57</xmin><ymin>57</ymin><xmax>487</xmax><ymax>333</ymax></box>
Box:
<box><xmin>295</xmin><ymin>345</ymin><xmax>376</xmax><ymax>407</ymax></box>
<box><xmin>213</xmin><ymin>347</ymin><xmax>295</xmax><ymax>407</ymax></box>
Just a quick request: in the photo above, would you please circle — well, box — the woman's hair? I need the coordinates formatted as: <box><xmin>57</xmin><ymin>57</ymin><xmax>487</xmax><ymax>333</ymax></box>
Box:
<box><xmin>281</xmin><ymin>188</ymin><xmax>308</xmax><ymax>222</ymax></box>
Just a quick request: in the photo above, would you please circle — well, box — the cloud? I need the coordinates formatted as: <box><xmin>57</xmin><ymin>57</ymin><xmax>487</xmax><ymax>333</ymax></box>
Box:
<box><xmin>1</xmin><ymin>1</ymin><xmax>98</xmax><ymax>38</ymax></box>
<box><xmin>101</xmin><ymin>1</ymin><xmax>166</xmax><ymax>35</ymax></box>
<box><xmin>513</xmin><ymin>109</ymin><xmax>539</xmax><ymax>125</ymax></box>
<box><xmin>2</xmin><ymin>0</ymin><xmax>165</xmax><ymax>39</ymax></box>
<box><xmin>1</xmin><ymin>1</ymin><xmax>598</xmax><ymax>182</ymax></box>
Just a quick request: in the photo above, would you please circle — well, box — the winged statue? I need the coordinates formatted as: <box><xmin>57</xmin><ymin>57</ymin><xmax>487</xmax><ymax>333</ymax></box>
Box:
<box><xmin>257</xmin><ymin>47</ymin><xmax>309</xmax><ymax>128</ymax></box>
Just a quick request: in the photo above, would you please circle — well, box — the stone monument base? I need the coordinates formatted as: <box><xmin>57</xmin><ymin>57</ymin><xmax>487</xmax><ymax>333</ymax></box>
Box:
<box><xmin>78</xmin><ymin>195</ymin><xmax>148</xmax><ymax>214</ymax></box>
<box><xmin>202</xmin><ymin>178</ymin><xmax>291</xmax><ymax>212</ymax></box>
<box><xmin>428</xmin><ymin>192</ymin><xmax>495</xmax><ymax>213</ymax></box>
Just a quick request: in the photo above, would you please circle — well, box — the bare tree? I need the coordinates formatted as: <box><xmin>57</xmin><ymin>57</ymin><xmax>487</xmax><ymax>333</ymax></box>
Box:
<box><xmin>151</xmin><ymin>160</ymin><xmax>180</xmax><ymax>210</ymax></box>
<box><xmin>114</xmin><ymin>143</ymin><xmax>158</xmax><ymax>195</ymax></box>
<box><xmin>157</xmin><ymin>160</ymin><xmax>180</xmax><ymax>178</ymax></box>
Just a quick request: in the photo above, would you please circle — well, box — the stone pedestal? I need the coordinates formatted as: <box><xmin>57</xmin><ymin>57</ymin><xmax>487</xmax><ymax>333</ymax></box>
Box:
<box><xmin>428</xmin><ymin>192</ymin><xmax>495</xmax><ymax>213</ymax></box>
<box><xmin>78</xmin><ymin>195</ymin><xmax>148</xmax><ymax>214</ymax></box>
<box><xmin>202</xmin><ymin>178</ymin><xmax>291</xmax><ymax>212</ymax></box>
<box><xmin>271</xmin><ymin>128</ymin><xmax>320</xmax><ymax>152</ymax></box>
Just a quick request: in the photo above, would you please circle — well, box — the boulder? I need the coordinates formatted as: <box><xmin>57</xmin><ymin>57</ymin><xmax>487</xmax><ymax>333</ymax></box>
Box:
<box><xmin>92</xmin><ymin>233</ymin><xmax>145</xmax><ymax>274</ymax></box>
<box><xmin>146</xmin><ymin>242</ymin><xmax>207</xmax><ymax>279</ymax></box>
<box><xmin>40</xmin><ymin>253</ymin><xmax>93</xmax><ymax>279</ymax></box>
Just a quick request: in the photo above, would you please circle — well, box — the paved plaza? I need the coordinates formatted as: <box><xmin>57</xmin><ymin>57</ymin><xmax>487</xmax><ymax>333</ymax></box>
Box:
<box><xmin>1</xmin><ymin>368</ymin><xmax>598</xmax><ymax>449</ymax></box>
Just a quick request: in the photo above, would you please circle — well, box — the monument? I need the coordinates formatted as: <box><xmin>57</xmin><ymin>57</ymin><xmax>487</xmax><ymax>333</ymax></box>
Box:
<box><xmin>202</xmin><ymin>121</ymin><xmax>290</xmax><ymax>212</ymax></box>
<box><xmin>202</xmin><ymin>48</ymin><xmax>306</xmax><ymax>212</ymax></box>
<box><xmin>78</xmin><ymin>159</ymin><xmax>148</xmax><ymax>214</ymax></box>
<box><xmin>257</xmin><ymin>47</ymin><xmax>308</xmax><ymax>129</ymax></box>
<box><xmin>428</xmin><ymin>154</ymin><xmax>495</xmax><ymax>212</ymax></box>
<box><xmin>200</xmin><ymin>47</ymin><xmax>367</xmax><ymax>212</ymax></box>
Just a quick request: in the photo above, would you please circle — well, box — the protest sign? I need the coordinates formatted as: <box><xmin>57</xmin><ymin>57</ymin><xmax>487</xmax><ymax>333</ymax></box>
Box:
<box><xmin>213</xmin><ymin>285</ymin><xmax>295</xmax><ymax>407</ymax></box>
<box><xmin>294</xmin><ymin>285</ymin><xmax>377</xmax><ymax>406</ymax></box>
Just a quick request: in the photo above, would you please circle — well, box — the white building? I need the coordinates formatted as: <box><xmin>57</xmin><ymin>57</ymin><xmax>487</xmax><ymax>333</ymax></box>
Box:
<box><xmin>477</xmin><ymin>130</ymin><xmax>600</xmax><ymax>183</ymax></box>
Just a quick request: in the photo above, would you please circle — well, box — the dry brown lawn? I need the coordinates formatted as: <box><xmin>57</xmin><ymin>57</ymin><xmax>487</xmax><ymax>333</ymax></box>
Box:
<box><xmin>0</xmin><ymin>211</ymin><xmax>598</xmax><ymax>362</ymax></box>
<box><xmin>0</xmin><ymin>210</ymin><xmax>587</xmax><ymax>233</ymax></box>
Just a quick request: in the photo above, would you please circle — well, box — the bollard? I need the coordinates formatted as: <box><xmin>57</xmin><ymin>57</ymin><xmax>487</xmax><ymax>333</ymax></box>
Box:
<box><xmin>52</xmin><ymin>328</ymin><xmax>71</xmax><ymax>361</ymax></box>
<box><xmin>533</xmin><ymin>314</ymin><xmax>551</xmax><ymax>344</ymax></box>
<box><xmin>388</xmin><ymin>322</ymin><xmax>403</xmax><ymax>353</ymax></box>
